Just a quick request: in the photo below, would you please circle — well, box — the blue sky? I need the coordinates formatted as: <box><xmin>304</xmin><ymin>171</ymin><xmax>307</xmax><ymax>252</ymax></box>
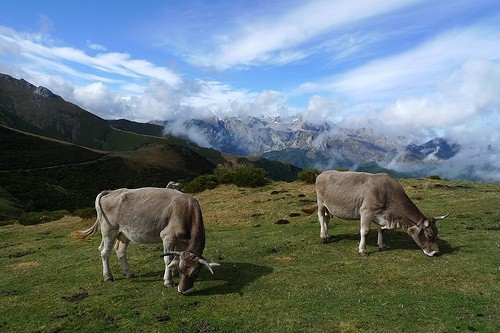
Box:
<box><xmin>0</xmin><ymin>0</ymin><xmax>499</xmax><ymax>147</ymax></box>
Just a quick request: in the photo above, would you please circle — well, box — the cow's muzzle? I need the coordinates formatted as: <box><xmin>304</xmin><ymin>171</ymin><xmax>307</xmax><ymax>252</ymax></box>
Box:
<box><xmin>178</xmin><ymin>286</ymin><xmax>194</xmax><ymax>295</ymax></box>
<box><xmin>423</xmin><ymin>249</ymin><xmax>439</xmax><ymax>257</ymax></box>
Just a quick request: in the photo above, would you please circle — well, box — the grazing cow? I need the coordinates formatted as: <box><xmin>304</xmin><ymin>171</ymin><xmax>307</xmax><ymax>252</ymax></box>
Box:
<box><xmin>303</xmin><ymin>170</ymin><xmax>449</xmax><ymax>256</ymax></box>
<box><xmin>73</xmin><ymin>187</ymin><xmax>219</xmax><ymax>294</ymax></box>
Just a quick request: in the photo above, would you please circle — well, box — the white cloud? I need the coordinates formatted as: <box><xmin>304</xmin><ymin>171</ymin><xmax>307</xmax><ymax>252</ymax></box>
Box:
<box><xmin>86</xmin><ymin>40</ymin><xmax>107</xmax><ymax>51</ymax></box>
<box><xmin>290</xmin><ymin>23</ymin><xmax>500</xmax><ymax>154</ymax></box>
<box><xmin>0</xmin><ymin>27</ymin><xmax>180</xmax><ymax>86</ymax></box>
<box><xmin>38</xmin><ymin>14</ymin><xmax>55</xmax><ymax>34</ymax></box>
<box><xmin>195</xmin><ymin>0</ymin><xmax>424</xmax><ymax>69</ymax></box>
<box><xmin>73</xmin><ymin>82</ymin><xmax>132</xmax><ymax>119</ymax></box>
<box><xmin>385</xmin><ymin>142</ymin><xmax>499</xmax><ymax>182</ymax></box>
<box><xmin>375</xmin><ymin>59</ymin><xmax>500</xmax><ymax>144</ymax></box>
<box><xmin>323</xmin><ymin>25</ymin><xmax>500</xmax><ymax>104</ymax></box>
<box><xmin>302</xmin><ymin>95</ymin><xmax>345</xmax><ymax>124</ymax></box>
<box><xmin>135</xmin><ymin>79</ymin><xmax>183</xmax><ymax>121</ymax></box>
<box><xmin>0</xmin><ymin>25</ymin><xmax>186</xmax><ymax>121</ymax></box>
<box><xmin>0</xmin><ymin>27</ymin><xmax>22</xmax><ymax>57</ymax></box>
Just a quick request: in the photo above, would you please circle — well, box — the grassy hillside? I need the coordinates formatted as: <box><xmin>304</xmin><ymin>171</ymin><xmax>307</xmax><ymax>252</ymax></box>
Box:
<box><xmin>107</xmin><ymin>119</ymin><xmax>165</xmax><ymax>137</ymax></box>
<box><xmin>0</xmin><ymin>125</ymin><xmax>301</xmax><ymax>222</ymax></box>
<box><xmin>0</xmin><ymin>125</ymin><xmax>216</xmax><ymax>220</ymax></box>
<box><xmin>0</xmin><ymin>126</ymin><xmax>106</xmax><ymax>170</ymax></box>
<box><xmin>1</xmin><ymin>179</ymin><xmax>498</xmax><ymax>332</ymax></box>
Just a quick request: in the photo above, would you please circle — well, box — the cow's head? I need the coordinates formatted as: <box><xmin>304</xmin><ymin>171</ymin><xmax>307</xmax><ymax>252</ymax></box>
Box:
<box><xmin>407</xmin><ymin>213</ymin><xmax>449</xmax><ymax>257</ymax></box>
<box><xmin>164</xmin><ymin>251</ymin><xmax>219</xmax><ymax>294</ymax></box>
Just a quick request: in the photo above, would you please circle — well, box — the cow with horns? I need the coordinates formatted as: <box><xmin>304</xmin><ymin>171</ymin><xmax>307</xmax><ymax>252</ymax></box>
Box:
<box><xmin>73</xmin><ymin>187</ymin><xmax>219</xmax><ymax>294</ymax></box>
<box><xmin>303</xmin><ymin>170</ymin><xmax>449</xmax><ymax>256</ymax></box>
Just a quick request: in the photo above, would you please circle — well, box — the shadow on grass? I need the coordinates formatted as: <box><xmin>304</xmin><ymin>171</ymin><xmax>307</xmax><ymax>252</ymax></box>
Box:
<box><xmin>131</xmin><ymin>262</ymin><xmax>273</xmax><ymax>296</ymax></box>
<box><xmin>195</xmin><ymin>261</ymin><xmax>273</xmax><ymax>296</ymax></box>
<box><xmin>326</xmin><ymin>229</ymin><xmax>457</xmax><ymax>255</ymax></box>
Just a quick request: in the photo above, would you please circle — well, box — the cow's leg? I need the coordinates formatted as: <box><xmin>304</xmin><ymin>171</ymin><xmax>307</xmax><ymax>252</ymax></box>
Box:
<box><xmin>99</xmin><ymin>229</ymin><xmax>119</xmax><ymax>281</ymax></box>
<box><xmin>359</xmin><ymin>214</ymin><xmax>372</xmax><ymax>256</ymax></box>
<box><xmin>162</xmin><ymin>236</ymin><xmax>177</xmax><ymax>288</ymax></box>
<box><xmin>318</xmin><ymin>204</ymin><xmax>330</xmax><ymax>243</ymax></box>
<box><xmin>115</xmin><ymin>233</ymin><xmax>134</xmax><ymax>278</ymax></box>
<box><xmin>377</xmin><ymin>227</ymin><xmax>388</xmax><ymax>251</ymax></box>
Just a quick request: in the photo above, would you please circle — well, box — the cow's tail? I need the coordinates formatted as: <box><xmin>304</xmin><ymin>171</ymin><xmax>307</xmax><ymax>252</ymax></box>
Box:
<box><xmin>71</xmin><ymin>191</ymin><xmax>109</xmax><ymax>239</ymax></box>
<box><xmin>301</xmin><ymin>205</ymin><xmax>318</xmax><ymax>215</ymax></box>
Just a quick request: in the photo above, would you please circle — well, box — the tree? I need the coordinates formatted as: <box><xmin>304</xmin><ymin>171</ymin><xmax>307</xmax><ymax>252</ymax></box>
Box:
<box><xmin>233</xmin><ymin>166</ymin><xmax>268</xmax><ymax>187</ymax></box>
<box><xmin>297</xmin><ymin>168</ymin><xmax>319</xmax><ymax>184</ymax></box>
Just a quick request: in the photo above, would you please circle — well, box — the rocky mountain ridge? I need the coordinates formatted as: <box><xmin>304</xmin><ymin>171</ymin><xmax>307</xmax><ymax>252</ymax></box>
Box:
<box><xmin>161</xmin><ymin>116</ymin><xmax>456</xmax><ymax>167</ymax></box>
<box><xmin>161</xmin><ymin>115</ymin><xmax>498</xmax><ymax>181</ymax></box>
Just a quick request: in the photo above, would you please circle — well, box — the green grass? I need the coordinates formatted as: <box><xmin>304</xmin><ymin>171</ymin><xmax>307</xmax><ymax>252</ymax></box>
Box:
<box><xmin>1</xmin><ymin>179</ymin><xmax>499</xmax><ymax>332</ymax></box>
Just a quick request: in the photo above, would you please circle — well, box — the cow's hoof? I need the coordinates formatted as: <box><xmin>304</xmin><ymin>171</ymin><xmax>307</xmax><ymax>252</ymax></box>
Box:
<box><xmin>104</xmin><ymin>276</ymin><xmax>115</xmax><ymax>282</ymax></box>
<box><xmin>359</xmin><ymin>252</ymin><xmax>368</xmax><ymax>257</ymax></box>
<box><xmin>125</xmin><ymin>272</ymin><xmax>135</xmax><ymax>278</ymax></box>
<box><xmin>321</xmin><ymin>237</ymin><xmax>329</xmax><ymax>244</ymax></box>
<box><xmin>164</xmin><ymin>282</ymin><xmax>175</xmax><ymax>288</ymax></box>
<box><xmin>378</xmin><ymin>245</ymin><xmax>389</xmax><ymax>251</ymax></box>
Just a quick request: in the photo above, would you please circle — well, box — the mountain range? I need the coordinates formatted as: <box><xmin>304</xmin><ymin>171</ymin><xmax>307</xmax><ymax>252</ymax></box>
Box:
<box><xmin>161</xmin><ymin>115</ymin><xmax>497</xmax><ymax>181</ymax></box>
<box><xmin>0</xmin><ymin>72</ymin><xmax>497</xmax><ymax>218</ymax></box>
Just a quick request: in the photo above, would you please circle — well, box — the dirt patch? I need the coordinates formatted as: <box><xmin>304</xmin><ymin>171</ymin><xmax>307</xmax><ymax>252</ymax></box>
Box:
<box><xmin>155</xmin><ymin>314</ymin><xmax>171</xmax><ymax>322</ymax></box>
<box><xmin>61</xmin><ymin>291</ymin><xmax>88</xmax><ymax>302</ymax></box>
<box><xmin>12</xmin><ymin>261</ymin><xmax>40</xmax><ymax>269</ymax></box>
<box><xmin>485</xmin><ymin>226</ymin><xmax>500</xmax><ymax>231</ymax></box>
<box><xmin>192</xmin><ymin>321</ymin><xmax>217</xmax><ymax>333</ymax></box>
<box><xmin>2</xmin><ymin>290</ymin><xmax>18</xmax><ymax>296</ymax></box>
<box><xmin>266</xmin><ymin>246</ymin><xmax>280</xmax><ymax>254</ymax></box>
<box><xmin>271</xmin><ymin>190</ymin><xmax>288</xmax><ymax>195</ymax></box>
<box><xmin>8</xmin><ymin>250</ymin><xmax>36</xmax><ymax>258</ymax></box>
<box><xmin>185</xmin><ymin>300</ymin><xmax>200</xmax><ymax>309</ymax></box>
<box><xmin>53</xmin><ymin>312</ymin><xmax>68</xmax><ymax>319</ymax></box>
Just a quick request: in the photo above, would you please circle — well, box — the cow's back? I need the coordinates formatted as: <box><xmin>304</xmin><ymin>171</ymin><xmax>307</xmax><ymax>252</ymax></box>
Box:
<box><xmin>99</xmin><ymin>187</ymin><xmax>196</xmax><ymax>243</ymax></box>
<box><xmin>316</xmin><ymin>170</ymin><xmax>392</xmax><ymax>220</ymax></box>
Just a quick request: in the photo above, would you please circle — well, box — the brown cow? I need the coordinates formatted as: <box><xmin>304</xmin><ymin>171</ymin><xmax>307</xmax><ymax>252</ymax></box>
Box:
<box><xmin>304</xmin><ymin>170</ymin><xmax>449</xmax><ymax>256</ymax></box>
<box><xmin>73</xmin><ymin>187</ymin><xmax>219</xmax><ymax>294</ymax></box>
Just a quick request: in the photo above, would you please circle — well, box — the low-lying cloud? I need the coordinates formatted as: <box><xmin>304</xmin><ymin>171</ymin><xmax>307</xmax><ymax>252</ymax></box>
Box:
<box><xmin>384</xmin><ymin>144</ymin><xmax>499</xmax><ymax>182</ymax></box>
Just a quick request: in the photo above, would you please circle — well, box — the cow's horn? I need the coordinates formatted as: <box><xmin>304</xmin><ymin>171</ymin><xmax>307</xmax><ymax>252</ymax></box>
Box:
<box><xmin>163</xmin><ymin>251</ymin><xmax>182</xmax><ymax>257</ymax></box>
<box><xmin>198</xmin><ymin>258</ymin><xmax>218</xmax><ymax>274</ymax></box>
<box><xmin>433</xmin><ymin>213</ymin><xmax>450</xmax><ymax>220</ymax></box>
